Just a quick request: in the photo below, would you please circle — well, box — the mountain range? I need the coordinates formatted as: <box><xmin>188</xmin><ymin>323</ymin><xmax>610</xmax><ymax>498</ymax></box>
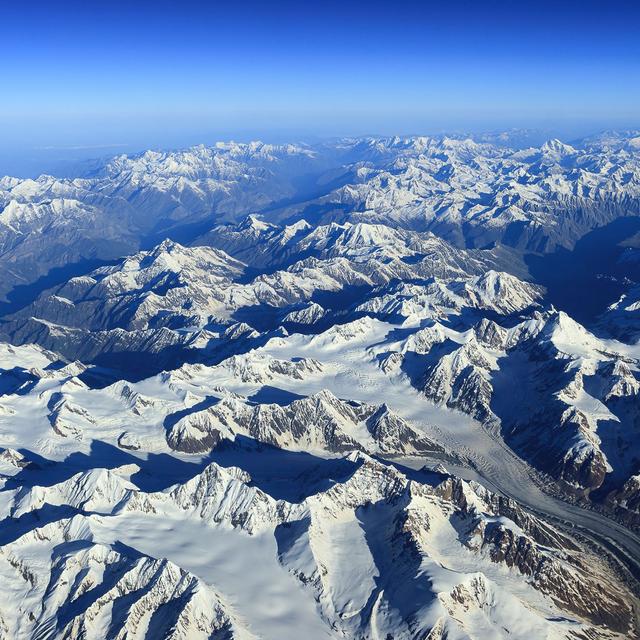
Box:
<box><xmin>1</xmin><ymin>130</ymin><xmax>640</xmax><ymax>639</ymax></box>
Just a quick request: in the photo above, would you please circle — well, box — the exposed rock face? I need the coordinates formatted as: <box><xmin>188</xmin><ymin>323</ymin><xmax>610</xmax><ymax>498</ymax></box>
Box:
<box><xmin>166</xmin><ymin>411</ymin><xmax>224</xmax><ymax>453</ymax></box>
<box><xmin>165</xmin><ymin>389</ymin><xmax>440</xmax><ymax>456</ymax></box>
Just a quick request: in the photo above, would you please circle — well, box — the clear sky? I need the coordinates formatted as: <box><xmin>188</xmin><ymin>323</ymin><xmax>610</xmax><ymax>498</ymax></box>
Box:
<box><xmin>1</xmin><ymin>0</ymin><xmax>639</xmax><ymax>174</ymax></box>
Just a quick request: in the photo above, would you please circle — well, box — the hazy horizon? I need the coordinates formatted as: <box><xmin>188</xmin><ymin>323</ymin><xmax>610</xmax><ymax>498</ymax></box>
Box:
<box><xmin>2</xmin><ymin>0</ymin><xmax>639</xmax><ymax>175</ymax></box>
<box><xmin>3</xmin><ymin>123</ymin><xmax>640</xmax><ymax>178</ymax></box>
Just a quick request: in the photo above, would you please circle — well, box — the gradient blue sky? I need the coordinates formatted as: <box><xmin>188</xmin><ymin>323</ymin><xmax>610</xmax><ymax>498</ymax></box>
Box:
<box><xmin>1</xmin><ymin>0</ymin><xmax>639</xmax><ymax>174</ymax></box>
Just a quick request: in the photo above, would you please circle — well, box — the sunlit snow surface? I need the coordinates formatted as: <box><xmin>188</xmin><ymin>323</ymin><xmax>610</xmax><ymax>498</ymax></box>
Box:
<box><xmin>0</xmin><ymin>315</ymin><xmax>638</xmax><ymax>638</ymax></box>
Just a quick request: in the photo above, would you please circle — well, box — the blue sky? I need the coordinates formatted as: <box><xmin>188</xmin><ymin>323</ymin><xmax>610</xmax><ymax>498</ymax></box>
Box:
<box><xmin>1</xmin><ymin>0</ymin><xmax>639</xmax><ymax>174</ymax></box>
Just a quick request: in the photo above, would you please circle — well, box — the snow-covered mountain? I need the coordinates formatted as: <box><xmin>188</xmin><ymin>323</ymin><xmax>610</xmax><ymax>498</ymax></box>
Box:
<box><xmin>1</xmin><ymin>223</ymin><xmax>497</xmax><ymax>365</ymax></box>
<box><xmin>1</xmin><ymin>131</ymin><xmax>640</xmax><ymax>639</ymax></box>
<box><xmin>164</xmin><ymin>388</ymin><xmax>440</xmax><ymax>455</ymax></box>
<box><xmin>270</xmin><ymin>133</ymin><xmax>640</xmax><ymax>251</ymax></box>
<box><xmin>0</xmin><ymin>142</ymin><xmax>322</xmax><ymax>302</ymax></box>
<box><xmin>2</xmin><ymin>131</ymin><xmax>639</xmax><ymax>302</ymax></box>
<box><xmin>0</xmin><ymin>449</ymin><xmax>634</xmax><ymax>639</ymax></box>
